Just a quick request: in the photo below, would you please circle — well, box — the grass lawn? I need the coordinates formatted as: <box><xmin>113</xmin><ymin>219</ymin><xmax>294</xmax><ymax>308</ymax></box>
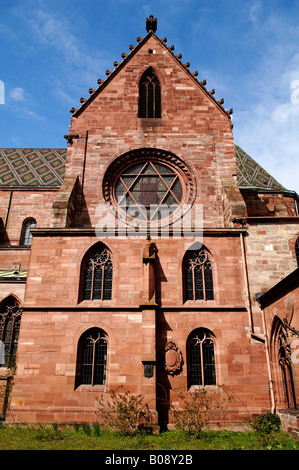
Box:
<box><xmin>0</xmin><ymin>424</ymin><xmax>298</xmax><ymax>451</ymax></box>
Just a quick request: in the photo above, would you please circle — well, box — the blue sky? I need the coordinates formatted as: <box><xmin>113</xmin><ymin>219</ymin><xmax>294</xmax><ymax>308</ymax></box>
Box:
<box><xmin>1</xmin><ymin>0</ymin><xmax>299</xmax><ymax>193</ymax></box>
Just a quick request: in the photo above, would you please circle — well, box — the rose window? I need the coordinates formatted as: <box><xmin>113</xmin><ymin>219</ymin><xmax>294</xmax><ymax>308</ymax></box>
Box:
<box><xmin>114</xmin><ymin>161</ymin><xmax>183</xmax><ymax>222</ymax></box>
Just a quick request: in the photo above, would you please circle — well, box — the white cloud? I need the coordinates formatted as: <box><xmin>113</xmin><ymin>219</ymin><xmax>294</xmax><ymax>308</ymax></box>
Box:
<box><xmin>232</xmin><ymin>11</ymin><xmax>299</xmax><ymax>195</ymax></box>
<box><xmin>9</xmin><ymin>87</ymin><xmax>25</xmax><ymax>101</ymax></box>
<box><xmin>249</xmin><ymin>1</ymin><xmax>261</xmax><ymax>24</ymax></box>
<box><xmin>25</xmin><ymin>10</ymin><xmax>81</xmax><ymax>63</ymax></box>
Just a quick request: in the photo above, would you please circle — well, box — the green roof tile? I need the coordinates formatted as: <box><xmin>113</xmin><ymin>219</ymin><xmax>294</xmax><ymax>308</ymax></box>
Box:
<box><xmin>0</xmin><ymin>148</ymin><xmax>67</xmax><ymax>187</ymax></box>
<box><xmin>0</xmin><ymin>146</ymin><xmax>285</xmax><ymax>191</ymax></box>
<box><xmin>235</xmin><ymin>145</ymin><xmax>285</xmax><ymax>190</ymax></box>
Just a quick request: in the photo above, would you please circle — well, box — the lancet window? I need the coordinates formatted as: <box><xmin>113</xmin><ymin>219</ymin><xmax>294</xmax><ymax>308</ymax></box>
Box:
<box><xmin>75</xmin><ymin>328</ymin><xmax>107</xmax><ymax>387</ymax></box>
<box><xmin>184</xmin><ymin>248</ymin><xmax>214</xmax><ymax>301</ymax></box>
<box><xmin>138</xmin><ymin>67</ymin><xmax>161</xmax><ymax>118</ymax></box>
<box><xmin>188</xmin><ymin>329</ymin><xmax>216</xmax><ymax>387</ymax></box>
<box><xmin>83</xmin><ymin>245</ymin><xmax>113</xmax><ymax>301</ymax></box>
<box><xmin>21</xmin><ymin>218</ymin><xmax>36</xmax><ymax>246</ymax></box>
<box><xmin>0</xmin><ymin>297</ymin><xmax>22</xmax><ymax>368</ymax></box>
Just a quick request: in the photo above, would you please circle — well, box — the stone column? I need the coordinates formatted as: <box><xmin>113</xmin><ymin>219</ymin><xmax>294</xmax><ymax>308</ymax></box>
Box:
<box><xmin>140</xmin><ymin>241</ymin><xmax>159</xmax><ymax>431</ymax></box>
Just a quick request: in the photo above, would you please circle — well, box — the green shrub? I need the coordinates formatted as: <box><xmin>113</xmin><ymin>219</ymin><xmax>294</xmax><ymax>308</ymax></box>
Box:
<box><xmin>170</xmin><ymin>386</ymin><xmax>232</xmax><ymax>438</ymax></box>
<box><xmin>251</xmin><ymin>412</ymin><xmax>281</xmax><ymax>447</ymax></box>
<box><xmin>97</xmin><ymin>386</ymin><xmax>152</xmax><ymax>436</ymax></box>
<box><xmin>251</xmin><ymin>412</ymin><xmax>281</xmax><ymax>434</ymax></box>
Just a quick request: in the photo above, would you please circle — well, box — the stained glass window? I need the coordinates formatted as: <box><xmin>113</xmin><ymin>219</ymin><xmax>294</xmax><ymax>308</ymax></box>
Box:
<box><xmin>138</xmin><ymin>67</ymin><xmax>161</xmax><ymax>118</ymax></box>
<box><xmin>0</xmin><ymin>297</ymin><xmax>22</xmax><ymax>368</ymax></box>
<box><xmin>184</xmin><ymin>248</ymin><xmax>214</xmax><ymax>301</ymax></box>
<box><xmin>83</xmin><ymin>246</ymin><xmax>113</xmax><ymax>301</ymax></box>
<box><xmin>188</xmin><ymin>329</ymin><xmax>216</xmax><ymax>387</ymax></box>
<box><xmin>115</xmin><ymin>161</ymin><xmax>183</xmax><ymax>221</ymax></box>
<box><xmin>76</xmin><ymin>328</ymin><xmax>107</xmax><ymax>387</ymax></box>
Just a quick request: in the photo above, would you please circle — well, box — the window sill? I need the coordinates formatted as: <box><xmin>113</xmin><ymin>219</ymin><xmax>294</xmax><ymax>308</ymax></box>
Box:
<box><xmin>188</xmin><ymin>384</ymin><xmax>219</xmax><ymax>392</ymax></box>
<box><xmin>75</xmin><ymin>384</ymin><xmax>106</xmax><ymax>392</ymax></box>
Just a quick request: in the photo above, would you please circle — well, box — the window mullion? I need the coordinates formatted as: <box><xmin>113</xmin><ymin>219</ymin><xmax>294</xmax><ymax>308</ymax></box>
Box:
<box><xmin>101</xmin><ymin>266</ymin><xmax>105</xmax><ymax>301</ymax></box>
<box><xmin>202</xmin><ymin>265</ymin><xmax>206</xmax><ymax>301</ymax></box>
<box><xmin>201</xmin><ymin>342</ymin><xmax>205</xmax><ymax>386</ymax></box>
<box><xmin>145</xmin><ymin>83</ymin><xmax>149</xmax><ymax>118</ymax></box>
<box><xmin>192</xmin><ymin>266</ymin><xmax>196</xmax><ymax>301</ymax></box>
<box><xmin>91</xmin><ymin>265</ymin><xmax>95</xmax><ymax>301</ymax></box>
<box><xmin>91</xmin><ymin>340</ymin><xmax>96</xmax><ymax>386</ymax></box>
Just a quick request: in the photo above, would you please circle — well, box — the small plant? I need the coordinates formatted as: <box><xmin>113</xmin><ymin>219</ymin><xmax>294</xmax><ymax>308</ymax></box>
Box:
<box><xmin>170</xmin><ymin>386</ymin><xmax>232</xmax><ymax>438</ymax></box>
<box><xmin>251</xmin><ymin>412</ymin><xmax>281</xmax><ymax>447</ymax></box>
<box><xmin>36</xmin><ymin>422</ymin><xmax>65</xmax><ymax>441</ymax></box>
<box><xmin>97</xmin><ymin>386</ymin><xmax>152</xmax><ymax>436</ymax></box>
<box><xmin>92</xmin><ymin>422</ymin><xmax>101</xmax><ymax>437</ymax></box>
<box><xmin>82</xmin><ymin>423</ymin><xmax>92</xmax><ymax>436</ymax></box>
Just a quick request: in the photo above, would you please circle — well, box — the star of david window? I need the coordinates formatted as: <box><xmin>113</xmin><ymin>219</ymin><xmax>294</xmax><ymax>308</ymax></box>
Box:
<box><xmin>114</xmin><ymin>161</ymin><xmax>183</xmax><ymax>222</ymax></box>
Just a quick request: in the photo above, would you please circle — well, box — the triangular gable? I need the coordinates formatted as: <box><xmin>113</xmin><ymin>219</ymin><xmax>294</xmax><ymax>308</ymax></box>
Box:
<box><xmin>70</xmin><ymin>30</ymin><xmax>233</xmax><ymax>121</ymax></box>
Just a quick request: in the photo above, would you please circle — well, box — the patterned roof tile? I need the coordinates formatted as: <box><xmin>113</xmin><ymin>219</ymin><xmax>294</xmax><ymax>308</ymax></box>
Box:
<box><xmin>0</xmin><ymin>148</ymin><xmax>67</xmax><ymax>187</ymax></box>
<box><xmin>0</xmin><ymin>146</ymin><xmax>285</xmax><ymax>191</ymax></box>
<box><xmin>235</xmin><ymin>145</ymin><xmax>285</xmax><ymax>190</ymax></box>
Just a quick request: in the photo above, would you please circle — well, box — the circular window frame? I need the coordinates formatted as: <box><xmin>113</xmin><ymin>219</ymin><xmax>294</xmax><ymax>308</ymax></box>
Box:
<box><xmin>102</xmin><ymin>149</ymin><xmax>196</xmax><ymax>228</ymax></box>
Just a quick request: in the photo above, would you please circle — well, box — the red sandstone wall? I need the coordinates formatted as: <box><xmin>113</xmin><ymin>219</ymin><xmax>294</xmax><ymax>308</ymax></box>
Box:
<box><xmin>245</xmin><ymin>222</ymin><xmax>299</xmax><ymax>334</ymax></box>
<box><xmin>8</xmin><ymin>232</ymin><xmax>271</xmax><ymax>424</ymax></box>
<box><xmin>0</xmin><ymin>189</ymin><xmax>59</xmax><ymax>302</ymax></box>
<box><xmin>0</xmin><ymin>189</ymin><xmax>58</xmax><ymax>245</ymax></box>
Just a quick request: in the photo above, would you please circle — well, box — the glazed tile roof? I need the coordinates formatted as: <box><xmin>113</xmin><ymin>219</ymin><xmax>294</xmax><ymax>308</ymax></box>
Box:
<box><xmin>0</xmin><ymin>148</ymin><xmax>66</xmax><ymax>186</ymax></box>
<box><xmin>0</xmin><ymin>269</ymin><xmax>27</xmax><ymax>279</ymax></box>
<box><xmin>0</xmin><ymin>145</ymin><xmax>285</xmax><ymax>191</ymax></box>
<box><xmin>235</xmin><ymin>145</ymin><xmax>285</xmax><ymax>190</ymax></box>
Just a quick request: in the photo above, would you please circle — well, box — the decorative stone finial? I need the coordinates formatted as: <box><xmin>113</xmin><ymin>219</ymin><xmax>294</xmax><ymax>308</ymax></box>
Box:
<box><xmin>146</xmin><ymin>15</ymin><xmax>157</xmax><ymax>33</ymax></box>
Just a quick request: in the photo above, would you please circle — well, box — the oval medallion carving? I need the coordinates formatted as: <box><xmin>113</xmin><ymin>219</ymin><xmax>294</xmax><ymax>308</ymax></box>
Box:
<box><xmin>164</xmin><ymin>342</ymin><xmax>183</xmax><ymax>376</ymax></box>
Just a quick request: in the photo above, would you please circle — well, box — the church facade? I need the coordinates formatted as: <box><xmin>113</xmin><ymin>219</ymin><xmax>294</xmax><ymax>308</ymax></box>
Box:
<box><xmin>0</xmin><ymin>17</ymin><xmax>298</xmax><ymax>429</ymax></box>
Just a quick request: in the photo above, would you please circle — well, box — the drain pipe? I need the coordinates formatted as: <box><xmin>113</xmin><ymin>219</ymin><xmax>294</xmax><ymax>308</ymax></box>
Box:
<box><xmin>240</xmin><ymin>231</ymin><xmax>254</xmax><ymax>333</ymax></box>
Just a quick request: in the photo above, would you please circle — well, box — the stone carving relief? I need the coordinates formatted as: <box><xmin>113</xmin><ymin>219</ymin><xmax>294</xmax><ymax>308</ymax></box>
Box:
<box><xmin>164</xmin><ymin>341</ymin><xmax>183</xmax><ymax>376</ymax></box>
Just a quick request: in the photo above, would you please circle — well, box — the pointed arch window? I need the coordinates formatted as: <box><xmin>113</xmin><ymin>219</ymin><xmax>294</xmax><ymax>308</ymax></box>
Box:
<box><xmin>138</xmin><ymin>67</ymin><xmax>161</xmax><ymax>118</ymax></box>
<box><xmin>188</xmin><ymin>329</ymin><xmax>216</xmax><ymax>387</ymax></box>
<box><xmin>184</xmin><ymin>248</ymin><xmax>214</xmax><ymax>301</ymax></box>
<box><xmin>75</xmin><ymin>328</ymin><xmax>107</xmax><ymax>388</ymax></box>
<box><xmin>277</xmin><ymin>322</ymin><xmax>297</xmax><ymax>408</ymax></box>
<box><xmin>82</xmin><ymin>244</ymin><xmax>113</xmax><ymax>301</ymax></box>
<box><xmin>0</xmin><ymin>297</ymin><xmax>22</xmax><ymax>368</ymax></box>
<box><xmin>21</xmin><ymin>218</ymin><xmax>36</xmax><ymax>246</ymax></box>
<box><xmin>295</xmin><ymin>237</ymin><xmax>299</xmax><ymax>266</ymax></box>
